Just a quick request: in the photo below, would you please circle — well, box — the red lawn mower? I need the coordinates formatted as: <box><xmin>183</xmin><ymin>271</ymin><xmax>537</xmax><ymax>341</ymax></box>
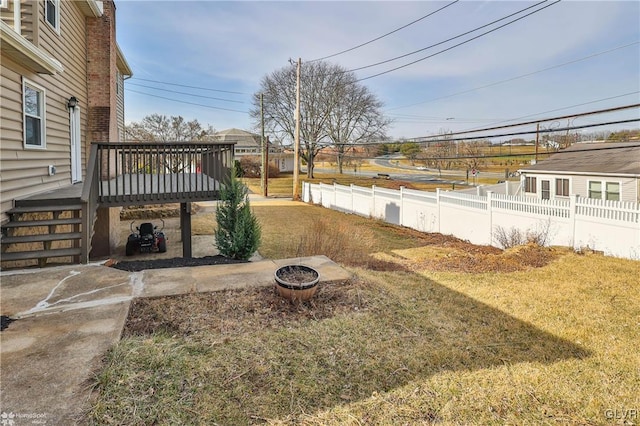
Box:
<box><xmin>125</xmin><ymin>219</ymin><xmax>167</xmax><ymax>256</ymax></box>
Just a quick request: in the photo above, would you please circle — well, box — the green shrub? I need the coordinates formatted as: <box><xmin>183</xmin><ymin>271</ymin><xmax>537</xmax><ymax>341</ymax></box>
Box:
<box><xmin>234</xmin><ymin>160</ymin><xmax>243</xmax><ymax>177</ymax></box>
<box><xmin>214</xmin><ymin>176</ymin><xmax>261</xmax><ymax>260</ymax></box>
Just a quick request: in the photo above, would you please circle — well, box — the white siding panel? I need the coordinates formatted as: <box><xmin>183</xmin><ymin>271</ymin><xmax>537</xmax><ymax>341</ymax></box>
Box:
<box><xmin>572</xmin><ymin>175</ymin><xmax>588</xmax><ymax>198</ymax></box>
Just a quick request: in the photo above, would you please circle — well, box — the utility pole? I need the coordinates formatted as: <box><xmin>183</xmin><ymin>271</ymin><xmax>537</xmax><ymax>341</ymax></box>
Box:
<box><xmin>260</xmin><ymin>93</ymin><xmax>267</xmax><ymax>197</ymax></box>
<box><xmin>264</xmin><ymin>136</ymin><xmax>269</xmax><ymax>196</ymax></box>
<box><xmin>535</xmin><ymin>122</ymin><xmax>540</xmax><ymax>164</ymax></box>
<box><xmin>292</xmin><ymin>57</ymin><xmax>301</xmax><ymax>200</ymax></box>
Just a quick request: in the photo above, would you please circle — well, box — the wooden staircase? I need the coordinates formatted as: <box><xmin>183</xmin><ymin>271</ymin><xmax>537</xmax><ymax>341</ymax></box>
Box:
<box><xmin>1</xmin><ymin>200</ymin><xmax>84</xmax><ymax>268</ymax></box>
<box><xmin>1</xmin><ymin>141</ymin><xmax>234</xmax><ymax>269</ymax></box>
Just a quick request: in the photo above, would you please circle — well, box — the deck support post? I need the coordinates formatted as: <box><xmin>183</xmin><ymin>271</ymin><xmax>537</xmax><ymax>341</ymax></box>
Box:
<box><xmin>91</xmin><ymin>206</ymin><xmax>121</xmax><ymax>259</ymax></box>
<box><xmin>180</xmin><ymin>202</ymin><xmax>192</xmax><ymax>258</ymax></box>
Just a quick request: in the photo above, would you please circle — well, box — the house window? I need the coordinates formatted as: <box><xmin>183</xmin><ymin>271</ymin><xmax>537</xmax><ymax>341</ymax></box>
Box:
<box><xmin>45</xmin><ymin>0</ymin><xmax>60</xmax><ymax>31</ymax></box>
<box><xmin>588</xmin><ymin>181</ymin><xmax>602</xmax><ymax>199</ymax></box>
<box><xmin>541</xmin><ymin>180</ymin><xmax>550</xmax><ymax>200</ymax></box>
<box><xmin>605</xmin><ymin>182</ymin><xmax>620</xmax><ymax>201</ymax></box>
<box><xmin>23</xmin><ymin>80</ymin><xmax>46</xmax><ymax>149</ymax></box>
<box><xmin>555</xmin><ymin>178</ymin><xmax>569</xmax><ymax>197</ymax></box>
<box><xmin>1</xmin><ymin>0</ymin><xmax>8</xmax><ymax>9</ymax></box>
<box><xmin>525</xmin><ymin>176</ymin><xmax>536</xmax><ymax>193</ymax></box>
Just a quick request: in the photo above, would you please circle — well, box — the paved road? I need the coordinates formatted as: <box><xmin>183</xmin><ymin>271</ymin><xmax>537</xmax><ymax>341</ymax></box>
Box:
<box><xmin>315</xmin><ymin>156</ymin><xmax>506</xmax><ymax>184</ymax></box>
<box><xmin>373</xmin><ymin>155</ymin><xmax>508</xmax><ymax>181</ymax></box>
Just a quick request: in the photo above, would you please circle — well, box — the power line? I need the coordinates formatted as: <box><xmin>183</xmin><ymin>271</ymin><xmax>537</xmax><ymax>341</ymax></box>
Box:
<box><xmin>410</xmin><ymin>103</ymin><xmax>640</xmax><ymax>140</ymax></box>
<box><xmin>419</xmin><ymin>119</ymin><xmax>640</xmax><ymax>143</ymax></box>
<box><xmin>348</xmin><ymin>0</ymin><xmax>548</xmax><ymax>73</ymax></box>
<box><xmin>354</xmin><ymin>0</ymin><xmax>561</xmax><ymax>83</ymax></box>
<box><xmin>284</xmin><ymin>2</ymin><xmax>557</xmax><ymax>111</ymax></box>
<box><xmin>126</xmin><ymin>82</ymin><xmax>246</xmax><ymax>104</ymax></box>
<box><xmin>129</xmin><ymin>77</ymin><xmax>249</xmax><ymax>95</ymax></box>
<box><xmin>314</xmin><ymin>104</ymin><xmax>640</xmax><ymax>146</ymax></box>
<box><xmin>318</xmin><ymin>143</ymin><xmax>640</xmax><ymax>162</ymax></box>
<box><xmin>385</xmin><ymin>94</ymin><xmax>639</xmax><ymax>134</ymax></box>
<box><xmin>127</xmin><ymin>89</ymin><xmax>249</xmax><ymax>114</ymax></box>
<box><xmin>329</xmin><ymin>118</ymin><xmax>640</xmax><ymax>146</ymax></box>
<box><xmin>308</xmin><ymin>0</ymin><xmax>459</xmax><ymax>63</ymax></box>
<box><xmin>386</xmin><ymin>41</ymin><xmax>639</xmax><ymax>111</ymax></box>
<box><xmin>459</xmin><ymin>91</ymin><xmax>640</xmax><ymax>132</ymax></box>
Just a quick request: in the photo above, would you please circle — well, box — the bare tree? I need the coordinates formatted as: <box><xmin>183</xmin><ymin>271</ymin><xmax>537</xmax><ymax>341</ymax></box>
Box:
<box><xmin>459</xmin><ymin>140</ymin><xmax>486</xmax><ymax>172</ymax></box>
<box><xmin>325</xmin><ymin>72</ymin><xmax>389</xmax><ymax>173</ymax></box>
<box><xmin>125</xmin><ymin>114</ymin><xmax>214</xmax><ymax>142</ymax></box>
<box><xmin>252</xmin><ymin>60</ymin><xmax>388</xmax><ymax>178</ymax></box>
<box><xmin>124</xmin><ymin>114</ymin><xmax>216</xmax><ymax>173</ymax></box>
<box><xmin>424</xmin><ymin>130</ymin><xmax>454</xmax><ymax>176</ymax></box>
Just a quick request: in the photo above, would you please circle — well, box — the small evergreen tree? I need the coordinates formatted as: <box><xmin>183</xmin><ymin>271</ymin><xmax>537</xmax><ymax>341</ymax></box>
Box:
<box><xmin>214</xmin><ymin>176</ymin><xmax>261</xmax><ymax>260</ymax></box>
<box><xmin>233</xmin><ymin>160</ymin><xmax>243</xmax><ymax>177</ymax></box>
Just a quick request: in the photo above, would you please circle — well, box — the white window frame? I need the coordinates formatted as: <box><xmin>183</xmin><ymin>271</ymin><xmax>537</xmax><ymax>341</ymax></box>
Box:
<box><xmin>1</xmin><ymin>0</ymin><xmax>9</xmax><ymax>9</ymax></box>
<box><xmin>22</xmin><ymin>78</ymin><xmax>46</xmax><ymax>149</ymax></box>
<box><xmin>44</xmin><ymin>0</ymin><xmax>60</xmax><ymax>33</ymax></box>
<box><xmin>541</xmin><ymin>179</ymin><xmax>550</xmax><ymax>200</ymax></box>
<box><xmin>525</xmin><ymin>176</ymin><xmax>537</xmax><ymax>193</ymax></box>
<box><xmin>588</xmin><ymin>180</ymin><xmax>621</xmax><ymax>201</ymax></box>
<box><xmin>588</xmin><ymin>180</ymin><xmax>603</xmax><ymax>200</ymax></box>
<box><xmin>555</xmin><ymin>177</ymin><xmax>570</xmax><ymax>197</ymax></box>
<box><xmin>605</xmin><ymin>181</ymin><xmax>621</xmax><ymax>201</ymax></box>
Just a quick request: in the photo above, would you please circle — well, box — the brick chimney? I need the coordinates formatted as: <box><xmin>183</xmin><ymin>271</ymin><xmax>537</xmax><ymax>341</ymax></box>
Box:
<box><xmin>86</xmin><ymin>0</ymin><xmax>121</xmax><ymax>258</ymax></box>
<box><xmin>86</xmin><ymin>0</ymin><xmax>119</xmax><ymax>146</ymax></box>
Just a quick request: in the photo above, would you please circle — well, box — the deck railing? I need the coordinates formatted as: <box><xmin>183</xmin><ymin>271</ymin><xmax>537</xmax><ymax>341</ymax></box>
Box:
<box><xmin>94</xmin><ymin>141</ymin><xmax>235</xmax><ymax>206</ymax></box>
<box><xmin>79</xmin><ymin>141</ymin><xmax>234</xmax><ymax>262</ymax></box>
<box><xmin>80</xmin><ymin>143</ymin><xmax>100</xmax><ymax>263</ymax></box>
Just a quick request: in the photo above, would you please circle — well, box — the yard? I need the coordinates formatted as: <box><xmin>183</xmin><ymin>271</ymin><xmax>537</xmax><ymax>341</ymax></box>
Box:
<box><xmin>87</xmin><ymin>203</ymin><xmax>640</xmax><ymax>425</ymax></box>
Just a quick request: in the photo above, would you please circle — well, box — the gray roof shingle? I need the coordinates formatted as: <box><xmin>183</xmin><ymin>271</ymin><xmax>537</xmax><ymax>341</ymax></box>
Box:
<box><xmin>519</xmin><ymin>142</ymin><xmax>640</xmax><ymax>176</ymax></box>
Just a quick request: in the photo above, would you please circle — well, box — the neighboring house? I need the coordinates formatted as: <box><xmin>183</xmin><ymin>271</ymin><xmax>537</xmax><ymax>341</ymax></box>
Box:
<box><xmin>271</xmin><ymin>151</ymin><xmax>295</xmax><ymax>173</ymax></box>
<box><xmin>0</xmin><ymin>0</ymin><xmax>132</xmax><ymax>219</ymax></box>
<box><xmin>214</xmin><ymin>128</ymin><xmax>266</xmax><ymax>157</ymax></box>
<box><xmin>214</xmin><ymin>128</ymin><xmax>294</xmax><ymax>172</ymax></box>
<box><xmin>518</xmin><ymin>142</ymin><xmax>640</xmax><ymax>202</ymax></box>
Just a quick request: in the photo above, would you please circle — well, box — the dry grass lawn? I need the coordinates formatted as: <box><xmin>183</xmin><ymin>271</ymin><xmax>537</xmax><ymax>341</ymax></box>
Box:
<box><xmin>243</xmin><ymin>172</ymin><xmax>472</xmax><ymax>198</ymax></box>
<box><xmin>86</xmin><ymin>203</ymin><xmax>640</xmax><ymax>425</ymax></box>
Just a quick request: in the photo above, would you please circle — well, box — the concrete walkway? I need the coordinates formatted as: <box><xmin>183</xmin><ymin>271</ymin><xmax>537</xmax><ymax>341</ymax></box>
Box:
<box><xmin>0</xmin><ymin>255</ymin><xmax>351</xmax><ymax>424</ymax></box>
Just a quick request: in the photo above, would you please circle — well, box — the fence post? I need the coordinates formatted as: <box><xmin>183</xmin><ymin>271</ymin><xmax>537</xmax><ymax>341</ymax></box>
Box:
<box><xmin>436</xmin><ymin>188</ymin><xmax>441</xmax><ymax>233</ymax></box>
<box><xmin>400</xmin><ymin>186</ymin><xmax>404</xmax><ymax>226</ymax></box>
<box><xmin>487</xmin><ymin>191</ymin><xmax>493</xmax><ymax>245</ymax></box>
<box><xmin>372</xmin><ymin>185</ymin><xmax>376</xmax><ymax>219</ymax></box>
<box><xmin>570</xmin><ymin>194</ymin><xmax>578</xmax><ymax>250</ymax></box>
<box><xmin>350</xmin><ymin>184</ymin><xmax>354</xmax><ymax>214</ymax></box>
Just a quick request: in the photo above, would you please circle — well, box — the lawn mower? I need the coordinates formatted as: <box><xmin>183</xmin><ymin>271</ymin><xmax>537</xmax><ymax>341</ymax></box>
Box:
<box><xmin>125</xmin><ymin>219</ymin><xmax>167</xmax><ymax>256</ymax></box>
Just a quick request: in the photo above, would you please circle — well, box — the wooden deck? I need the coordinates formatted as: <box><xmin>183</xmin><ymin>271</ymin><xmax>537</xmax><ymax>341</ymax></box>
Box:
<box><xmin>99</xmin><ymin>173</ymin><xmax>222</xmax><ymax>206</ymax></box>
<box><xmin>15</xmin><ymin>175</ymin><xmax>222</xmax><ymax>208</ymax></box>
<box><xmin>4</xmin><ymin>141</ymin><xmax>235</xmax><ymax>264</ymax></box>
<box><xmin>16</xmin><ymin>183</ymin><xmax>83</xmax><ymax>207</ymax></box>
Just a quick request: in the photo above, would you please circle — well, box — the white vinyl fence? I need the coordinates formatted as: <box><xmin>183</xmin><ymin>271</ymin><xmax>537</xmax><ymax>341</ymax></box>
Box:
<box><xmin>303</xmin><ymin>182</ymin><xmax>640</xmax><ymax>260</ymax></box>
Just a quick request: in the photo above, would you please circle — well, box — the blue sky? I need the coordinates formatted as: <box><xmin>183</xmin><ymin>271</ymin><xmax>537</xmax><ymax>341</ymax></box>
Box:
<box><xmin>116</xmin><ymin>1</ymin><xmax>640</xmax><ymax>141</ymax></box>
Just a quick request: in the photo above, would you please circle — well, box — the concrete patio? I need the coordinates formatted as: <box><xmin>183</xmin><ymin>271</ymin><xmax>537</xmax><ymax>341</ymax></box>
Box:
<box><xmin>0</xmin><ymin>255</ymin><xmax>351</xmax><ymax>424</ymax></box>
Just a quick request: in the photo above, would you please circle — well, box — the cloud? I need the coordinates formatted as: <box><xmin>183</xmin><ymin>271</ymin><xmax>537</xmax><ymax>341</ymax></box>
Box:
<box><xmin>118</xmin><ymin>0</ymin><xmax>639</xmax><ymax>138</ymax></box>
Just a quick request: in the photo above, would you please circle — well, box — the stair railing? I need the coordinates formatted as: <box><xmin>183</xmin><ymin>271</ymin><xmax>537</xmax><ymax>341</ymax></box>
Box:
<box><xmin>80</xmin><ymin>143</ymin><xmax>100</xmax><ymax>263</ymax></box>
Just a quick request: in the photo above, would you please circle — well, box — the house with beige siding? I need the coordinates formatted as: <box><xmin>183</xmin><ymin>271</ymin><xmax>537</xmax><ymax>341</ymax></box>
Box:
<box><xmin>1</xmin><ymin>0</ymin><xmax>131</xmax><ymax>218</ymax></box>
<box><xmin>0</xmin><ymin>0</ymin><xmax>133</xmax><ymax>266</ymax></box>
<box><xmin>1</xmin><ymin>1</ymin><xmax>236</xmax><ymax>269</ymax></box>
<box><xmin>518</xmin><ymin>142</ymin><xmax>640</xmax><ymax>202</ymax></box>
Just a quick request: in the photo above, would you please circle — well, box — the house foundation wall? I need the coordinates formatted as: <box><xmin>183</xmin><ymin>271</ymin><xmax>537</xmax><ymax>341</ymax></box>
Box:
<box><xmin>90</xmin><ymin>206</ymin><xmax>121</xmax><ymax>259</ymax></box>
